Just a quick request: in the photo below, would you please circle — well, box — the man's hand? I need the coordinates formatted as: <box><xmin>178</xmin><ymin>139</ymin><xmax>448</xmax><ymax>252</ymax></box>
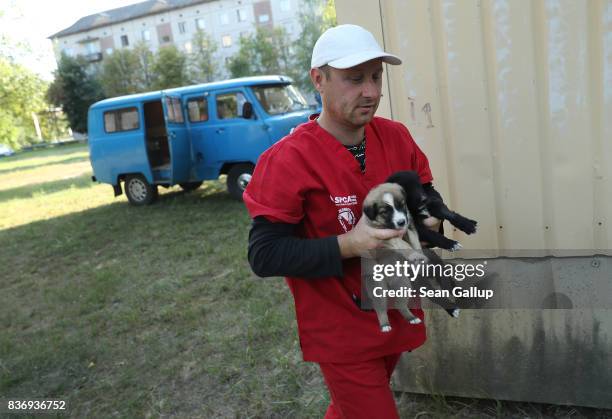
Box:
<box><xmin>337</xmin><ymin>216</ymin><xmax>405</xmax><ymax>259</ymax></box>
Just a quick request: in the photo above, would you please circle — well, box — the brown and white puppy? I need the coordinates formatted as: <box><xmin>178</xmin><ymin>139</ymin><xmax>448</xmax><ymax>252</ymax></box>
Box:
<box><xmin>362</xmin><ymin>183</ymin><xmax>425</xmax><ymax>331</ymax></box>
<box><xmin>362</xmin><ymin>183</ymin><xmax>423</xmax><ymax>254</ymax></box>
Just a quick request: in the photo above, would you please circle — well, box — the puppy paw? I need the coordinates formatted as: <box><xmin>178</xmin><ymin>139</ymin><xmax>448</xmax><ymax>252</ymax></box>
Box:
<box><xmin>381</xmin><ymin>324</ymin><xmax>392</xmax><ymax>333</ymax></box>
<box><xmin>409</xmin><ymin>317</ymin><xmax>422</xmax><ymax>325</ymax></box>
<box><xmin>453</xmin><ymin>217</ymin><xmax>478</xmax><ymax>235</ymax></box>
<box><xmin>450</xmin><ymin>242</ymin><xmax>463</xmax><ymax>252</ymax></box>
<box><xmin>408</xmin><ymin>252</ymin><xmax>428</xmax><ymax>264</ymax></box>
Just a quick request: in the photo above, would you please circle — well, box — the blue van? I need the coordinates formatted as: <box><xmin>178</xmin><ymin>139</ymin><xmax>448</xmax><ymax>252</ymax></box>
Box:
<box><xmin>88</xmin><ymin>75</ymin><xmax>314</xmax><ymax>205</ymax></box>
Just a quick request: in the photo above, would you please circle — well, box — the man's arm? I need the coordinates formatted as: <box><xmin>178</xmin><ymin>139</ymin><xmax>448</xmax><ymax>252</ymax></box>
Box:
<box><xmin>248</xmin><ymin>216</ymin><xmax>343</xmax><ymax>278</ymax></box>
<box><xmin>248</xmin><ymin>216</ymin><xmax>406</xmax><ymax>278</ymax></box>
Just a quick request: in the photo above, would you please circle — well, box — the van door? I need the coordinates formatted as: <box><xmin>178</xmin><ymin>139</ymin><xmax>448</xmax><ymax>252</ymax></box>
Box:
<box><xmin>161</xmin><ymin>93</ymin><xmax>191</xmax><ymax>183</ymax></box>
<box><xmin>205</xmin><ymin>88</ymin><xmax>273</xmax><ymax>166</ymax></box>
<box><xmin>184</xmin><ymin>92</ymin><xmax>212</xmax><ymax>180</ymax></box>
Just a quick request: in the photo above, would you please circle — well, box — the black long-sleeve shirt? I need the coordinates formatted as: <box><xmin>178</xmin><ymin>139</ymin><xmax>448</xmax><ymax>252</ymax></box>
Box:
<box><xmin>247</xmin><ymin>183</ymin><xmax>444</xmax><ymax>278</ymax></box>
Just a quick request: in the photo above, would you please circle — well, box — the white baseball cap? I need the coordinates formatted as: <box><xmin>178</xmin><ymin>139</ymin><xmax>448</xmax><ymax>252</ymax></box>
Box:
<box><xmin>311</xmin><ymin>24</ymin><xmax>402</xmax><ymax>69</ymax></box>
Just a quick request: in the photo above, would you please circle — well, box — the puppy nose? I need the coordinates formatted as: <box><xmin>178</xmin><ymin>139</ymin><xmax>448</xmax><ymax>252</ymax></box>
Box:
<box><xmin>397</xmin><ymin>219</ymin><xmax>406</xmax><ymax>227</ymax></box>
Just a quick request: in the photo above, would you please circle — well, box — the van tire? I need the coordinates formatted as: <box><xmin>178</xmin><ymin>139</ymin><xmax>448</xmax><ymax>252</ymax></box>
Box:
<box><xmin>179</xmin><ymin>181</ymin><xmax>203</xmax><ymax>192</ymax></box>
<box><xmin>125</xmin><ymin>174</ymin><xmax>158</xmax><ymax>206</ymax></box>
<box><xmin>227</xmin><ymin>163</ymin><xmax>254</xmax><ymax>201</ymax></box>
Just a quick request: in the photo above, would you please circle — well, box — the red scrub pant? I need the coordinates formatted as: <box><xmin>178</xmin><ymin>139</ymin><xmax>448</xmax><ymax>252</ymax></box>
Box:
<box><xmin>319</xmin><ymin>353</ymin><xmax>402</xmax><ymax>419</ymax></box>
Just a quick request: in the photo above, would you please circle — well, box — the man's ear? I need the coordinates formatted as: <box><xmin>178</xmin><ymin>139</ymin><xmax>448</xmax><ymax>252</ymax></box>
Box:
<box><xmin>310</xmin><ymin>68</ymin><xmax>324</xmax><ymax>93</ymax></box>
<box><xmin>363</xmin><ymin>202</ymin><xmax>377</xmax><ymax>221</ymax></box>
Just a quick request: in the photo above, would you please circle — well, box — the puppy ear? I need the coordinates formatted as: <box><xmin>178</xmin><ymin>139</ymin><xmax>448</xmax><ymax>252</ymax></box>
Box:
<box><xmin>363</xmin><ymin>202</ymin><xmax>377</xmax><ymax>221</ymax></box>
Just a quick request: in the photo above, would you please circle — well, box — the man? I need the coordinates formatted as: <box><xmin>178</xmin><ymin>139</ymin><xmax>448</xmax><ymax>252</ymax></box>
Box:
<box><xmin>244</xmin><ymin>24</ymin><xmax>441</xmax><ymax>418</ymax></box>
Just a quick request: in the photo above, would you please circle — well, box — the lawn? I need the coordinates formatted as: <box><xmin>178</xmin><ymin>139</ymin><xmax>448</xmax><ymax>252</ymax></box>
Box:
<box><xmin>0</xmin><ymin>144</ymin><xmax>608</xmax><ymax>418</ymax></box>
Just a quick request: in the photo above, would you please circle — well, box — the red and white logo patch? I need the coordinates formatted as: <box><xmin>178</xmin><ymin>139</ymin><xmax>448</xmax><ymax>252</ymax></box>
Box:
<box><xmin>337</xmin><ymin>208</ymin><xmax>356</xmax><ymax>232</ymax></box>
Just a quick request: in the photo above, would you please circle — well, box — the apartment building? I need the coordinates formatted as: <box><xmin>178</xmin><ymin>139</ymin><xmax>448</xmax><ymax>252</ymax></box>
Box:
<box><xmin>49</xmin><ymin>0</ymin><xmax>303</xmax><ymax>77</ymax></box>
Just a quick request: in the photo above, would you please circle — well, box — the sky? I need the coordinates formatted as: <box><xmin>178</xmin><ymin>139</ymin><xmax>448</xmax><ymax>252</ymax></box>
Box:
<box><xmin>1</xmin><ymin>0</ymin><xmax>144</xmax><ymax>80</ymax></box>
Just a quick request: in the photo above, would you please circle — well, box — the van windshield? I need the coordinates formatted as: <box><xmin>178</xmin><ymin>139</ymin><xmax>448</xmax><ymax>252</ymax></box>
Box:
<box><xmin>252</xmin><ymin>84</ymin><xmax>309</xmax><ymax>115</ymax></box>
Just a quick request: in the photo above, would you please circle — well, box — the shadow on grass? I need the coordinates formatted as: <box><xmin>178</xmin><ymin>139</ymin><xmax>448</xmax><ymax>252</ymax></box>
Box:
<box><xmin>0</xmin><ymin>155</ymin><xmax>89</xmax><ymax>176</ymax></box>
<box><xmin>0</xmin><ymin>173</ymin><xmax>94</xmax><ymax>203</ymax></box>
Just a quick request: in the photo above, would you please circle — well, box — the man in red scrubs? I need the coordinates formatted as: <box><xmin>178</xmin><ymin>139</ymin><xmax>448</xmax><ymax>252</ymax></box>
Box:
<box><xmin>244</xmin><ymin>24</ymin><xmax>441</xmax><ymax>418</ymax></box>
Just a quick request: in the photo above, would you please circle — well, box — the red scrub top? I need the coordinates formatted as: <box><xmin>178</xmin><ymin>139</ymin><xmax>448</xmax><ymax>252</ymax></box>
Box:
<box><xmin>244</xmin><ymin>116</ymin><xmax>433</xmax><ymax>363</ymax></box>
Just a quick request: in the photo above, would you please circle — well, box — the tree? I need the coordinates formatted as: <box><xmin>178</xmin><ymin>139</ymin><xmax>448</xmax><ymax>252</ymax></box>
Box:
<box><xmin>0</xmin><ymin>57</ymin><xmax>48</xmax><ymax>148</ymax></box>
<box><xmin>150</xmin><ymin>45</ymin><xmax>189</xmax><ymax>90</ymax></box>
<box><xmin>190</xmin><ymin>30</ymin><xmax>218</xmax><ymax>83</ymax></box>
<box><xmin>100</xmin><ymin>48</ymin><xmax>142</xmax><ymax>97</ymax></box>
<box><xmin>47</xmin><ymin>53</ymin><xmax>104</xmax><ymax>133</ymax></box>
<box><xmin>292</xmin><ymin>0</ymin><xmax>336</xmax><ymax>93</ymax></box>
<box><xmin>227</xmin><ymin>26</ymin><xmax>291</xmax><ymax>78</ymax></box>
<box><xmin>133</xmin><ymin>41</ymin><xmax>155</xmax><ymax>90</ymax></box>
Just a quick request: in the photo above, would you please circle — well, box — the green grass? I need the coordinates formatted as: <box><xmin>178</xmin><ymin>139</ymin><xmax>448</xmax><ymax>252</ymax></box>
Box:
<box><xmin>0</xmin><ymin>145</ymin><xmax>609</xmax><ymax>418</ymax></box>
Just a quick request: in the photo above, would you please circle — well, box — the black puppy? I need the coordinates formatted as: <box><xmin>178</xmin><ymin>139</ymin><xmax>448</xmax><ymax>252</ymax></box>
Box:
<box><xmin>386</xmin><ymin>171</ymin><xmax>477</xmax><ymax>251</ymax></box>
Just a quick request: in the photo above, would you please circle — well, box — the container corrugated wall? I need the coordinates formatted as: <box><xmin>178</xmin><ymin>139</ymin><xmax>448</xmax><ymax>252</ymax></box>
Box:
<box><xmin>335</xmin><ymin>0</ymin><xmax>612</xmax><ymax>409</ymax></box>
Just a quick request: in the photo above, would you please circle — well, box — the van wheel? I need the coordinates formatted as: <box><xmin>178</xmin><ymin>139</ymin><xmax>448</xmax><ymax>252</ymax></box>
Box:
<box><xmin>227</xmin><ymin>164</ymin><xmax>254</xmax><ymax>201</ymax></box>
<box><xmin>179</xmin><ymin>181</ymin><xmax>203</xmax><ymax>192</ymax></box>
<box><xmin>125</xmin><ymin>174</ymin><xmax>158</xmax><ymax>206</ymax></box>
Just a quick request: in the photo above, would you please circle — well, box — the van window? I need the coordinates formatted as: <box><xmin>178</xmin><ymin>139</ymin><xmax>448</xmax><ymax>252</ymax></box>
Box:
<box><xmin>165</xmin><ymin>97</ymin><xmax>184</xmax><ymax>123</ymax></box>
<box><xmin>187</xmin><ymin>97</ymin><xmax>209</xmax><ymax>122</ymax></box>
<box><xmin>104</xmin><ymin>107</ymin><xmax>139</xmax><ymax>133</ymax></box>
<box><xmin>216</xmin><ymin>92</ymin><xmax>247</xmax><ymax>119</ymax></box>
<box><xmin>252</xmin><ymin>84</ymin><xmax>309</xmax><ymax>115</ymax></box>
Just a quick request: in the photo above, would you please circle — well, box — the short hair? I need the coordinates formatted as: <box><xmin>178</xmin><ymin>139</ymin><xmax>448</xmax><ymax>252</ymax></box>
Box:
<box><xmin>318</xmin><ymin>65</ymin><xmax>331</xmax><ymax>80</ymax></box>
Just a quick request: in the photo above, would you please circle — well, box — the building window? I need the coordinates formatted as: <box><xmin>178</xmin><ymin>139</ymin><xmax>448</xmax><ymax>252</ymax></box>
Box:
<box><xmin>195</xmin><ymin>18</ymin><xmax>205</xmax><ymax>30</ymax></box>
<box><xmin>258</xmin><ymin>14</ymin><xmax>269</xmax><ymax>23</ymax></box>
<box><xmin>222</xmin><ymin>35</ymin><xmax>232</xmax><ymax>48</ymax></box>
<box><xmin>142</xmin><ymin>30</ymin><xmax>151</xmax><ymax>41</ymax></box>
<box><xmin>220</xmin><ymin>12</ymin><xmax>229</xmax><ymax>25</ymax></box>
<box><xmin>104</xmin><ymin>108</ymin><xmax>139</xmax><ymax>133</ymax></box>
<box><xmin>184</xmin><ymin>41</ymin><xmax>192</xmax><ymax>53</ymax></box>
<box><xmin>121</xmin><ymin>35</ymin><xmax>129</xmax><ymax>47</ymax></box>
<box><xmin>237</xmin><ymin>8</ymin><xmax>247</xmax><ymax>22</ymax></box>
<box><xmin>105</xmin><ymin>47</ymin><xmax>114</xmax><ymax>55</ymax></box>
<box><xmin>161</xmin><ymin>35</ymin><xmax>171</xmax><ymax>43</ymax></box>
<box><xmin>85</xmin><ymin>41</ymin><xmax>99</xmax><ymax>54</ymax></box>
<box><xmin>178</xmin><ymin>21</ymin><xmax>187</xmax><ymax>34</ymax></box>
<box><xmin>280</xmin><ymin>0</ymin><xmax>290</xmax><ymax>11</ymax></box>
<box><xmin>187</xmin><ymin>97</ymin><xmax>209</xmax><ymax>122</ymax></box>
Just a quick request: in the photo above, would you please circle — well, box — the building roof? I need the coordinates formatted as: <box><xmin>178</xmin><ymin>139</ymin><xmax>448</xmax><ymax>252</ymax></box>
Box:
<box><xmin>49</xmin><ymin>0</ymin><xmax>213</xmax><ymax>39</ymax></box>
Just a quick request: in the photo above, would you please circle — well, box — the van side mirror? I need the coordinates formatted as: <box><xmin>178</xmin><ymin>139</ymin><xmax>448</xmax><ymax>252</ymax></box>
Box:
<box><xmin>242</xmin><ymin>101</ymin><xmax>253</xmax><ymax>119</ymax></box>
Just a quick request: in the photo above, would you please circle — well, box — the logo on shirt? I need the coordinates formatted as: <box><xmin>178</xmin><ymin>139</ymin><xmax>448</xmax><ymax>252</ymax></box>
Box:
<box><xmin>330</xmin><ymin>194</ymin><xmax>358</xmax><ymax>206</ymax></box>
<box><xmin>337</xmin><ymin>208</ymin><xmax>356</xmax><ymax>232</ymax></box>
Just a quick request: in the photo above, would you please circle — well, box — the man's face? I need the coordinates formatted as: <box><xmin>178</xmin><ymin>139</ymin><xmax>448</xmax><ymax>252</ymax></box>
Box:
<box><xmin>313</xmin><ymin>59</ymin><xmax>384</xmax><ymax>129</ymax></box>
